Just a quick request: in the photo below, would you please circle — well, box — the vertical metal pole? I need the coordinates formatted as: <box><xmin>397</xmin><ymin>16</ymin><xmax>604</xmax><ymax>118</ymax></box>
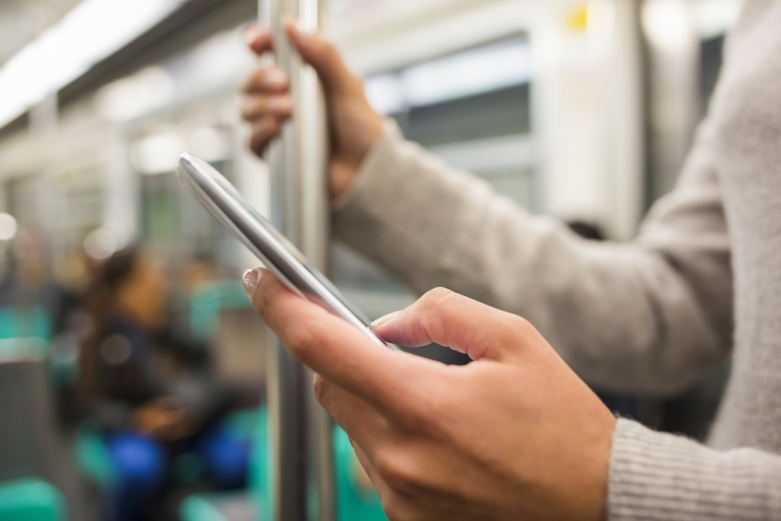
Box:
<box><xmin>261</xmin><ymin>0</ymin><xmax>333</xmax><ymax>519</ymax></box>
<box><xmin>29</xmin><ymin>94</ymin><xmax>60</xmax><ymax>245</ymax></box>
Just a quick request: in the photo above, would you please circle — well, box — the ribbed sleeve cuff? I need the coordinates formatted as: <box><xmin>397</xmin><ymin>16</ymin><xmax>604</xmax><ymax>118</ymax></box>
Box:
<box><xmin>608</xmin><ymin>418</ymin><xmax>781</xmax><ymax>521</ymax></box>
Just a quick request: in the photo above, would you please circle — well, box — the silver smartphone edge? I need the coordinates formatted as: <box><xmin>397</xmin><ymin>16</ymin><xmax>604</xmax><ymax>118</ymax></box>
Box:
<box><xmin>175</xmin><ymin>152</ymin><xmax>392</xmax><ymax>350</ymax></box>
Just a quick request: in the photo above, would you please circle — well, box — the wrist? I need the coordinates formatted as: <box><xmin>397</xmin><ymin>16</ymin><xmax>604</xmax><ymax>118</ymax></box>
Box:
<box><xmin>575</xmin><ymin>413</ymin><xmax>615</xmax><ymax>521</ymax></box>
<box><xmin>329</xmin><ymin>113</ymin><xmax>384</xmax><ymax>200</ymax></box>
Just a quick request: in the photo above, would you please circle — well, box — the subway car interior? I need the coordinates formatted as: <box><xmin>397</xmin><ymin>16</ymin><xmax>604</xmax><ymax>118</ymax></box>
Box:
<box><xmin>0</xmin><ymin>0</ymin><xmax>741</xmax><ymax>520</ymax></box>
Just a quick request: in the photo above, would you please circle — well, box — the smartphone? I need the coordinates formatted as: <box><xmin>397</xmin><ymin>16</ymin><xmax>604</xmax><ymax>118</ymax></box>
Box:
<box><xmin>175</xmin><ymin>152</ymin><xmax>392</xmax><ymax>350</ymax></box>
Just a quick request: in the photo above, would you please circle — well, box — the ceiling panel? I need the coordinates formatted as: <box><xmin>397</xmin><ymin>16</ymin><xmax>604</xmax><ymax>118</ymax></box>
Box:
<box><xmin>0</xmin><ymin>0</ymin><xmax>82</xmax><ymax>66</ymax></box>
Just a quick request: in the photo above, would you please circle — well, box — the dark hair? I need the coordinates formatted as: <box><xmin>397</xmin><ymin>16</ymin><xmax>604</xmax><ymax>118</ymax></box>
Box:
<box><xmin>79</xmin><ymin>247</ymin><xmax>140</xmax><ymax>397</ymax></box>
<box><xmin>100</xmin><ymin>247</ymin><xmax>140</xmax><ymax>292</ymax></box>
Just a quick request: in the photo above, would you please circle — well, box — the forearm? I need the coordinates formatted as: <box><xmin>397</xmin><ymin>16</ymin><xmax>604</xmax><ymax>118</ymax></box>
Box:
<box><xmin>333</xmin><ymin>124</ymin><xmax>732</xmax><ymax>395</ymax></box>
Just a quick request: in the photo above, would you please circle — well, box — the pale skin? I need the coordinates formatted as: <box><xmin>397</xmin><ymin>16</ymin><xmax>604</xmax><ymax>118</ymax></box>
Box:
<box><xmin>242</xmin><ymin>22</ymin><xmax>616</xmax><ymax>521</ymax></box>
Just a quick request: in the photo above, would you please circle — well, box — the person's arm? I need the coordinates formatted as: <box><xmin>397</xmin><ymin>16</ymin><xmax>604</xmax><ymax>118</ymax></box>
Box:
<box><xmin>332</xmin><ymin>120</ymin><xmax>732</xmax><ymax>396</ymax></box>
<box><xmin>242</xmin><ymin>271</ymin><xmax>781</xmax><ymax>521</ymax></box>
<box><xmin>242</xmin><ymin>24</ymin><xmax>731</xmax><ymax>397</ymax></box>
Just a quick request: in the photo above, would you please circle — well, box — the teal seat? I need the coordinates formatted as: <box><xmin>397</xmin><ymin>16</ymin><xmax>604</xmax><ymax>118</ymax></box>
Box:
<box><xmin>190</xmin><ymin>281</ymin><xmax>253</xmax><ymax>342</ymax></box>
<box><xmin>74</xmin><ymin>422</ymin><xmax>117</xmax><ymax>489</ymax></box>
<box><xmin>0</xmin><ymin>306</ymin><xmax>51</xmax><ymax>363</ymax></box>
<box><xmin>0</xmin><ymin>306</ymin><xmax>70</xmax><ymax>384</ymax></box>
<box><xmin>0</xmin><ymin>305</ymin><xmax>52</xmax><ymax>342</ymax></box>
<box><xmin>0</xmin><ymin>478</ymin><xmax>66</xmax><ymax>521</ymax></box>
<box><xmin>333</xmin><ymin>427</ymin><xmax>386</xmax><ymax>521</ymax></box>
<box><xmin>247</xmin><ymin>406</ymin><xmax>271</xmax><ymax>521</ymax></box>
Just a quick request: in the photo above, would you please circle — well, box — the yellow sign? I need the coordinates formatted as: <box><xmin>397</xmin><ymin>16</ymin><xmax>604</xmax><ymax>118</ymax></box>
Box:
<box><xmin>567</xmin><ymin>3</ymin><xmax>589</xmax><ymax>32</ymax></box>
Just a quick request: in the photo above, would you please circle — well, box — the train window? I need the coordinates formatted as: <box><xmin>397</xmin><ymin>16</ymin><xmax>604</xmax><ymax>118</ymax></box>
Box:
<box><xmin>6</xmin><ymin>177</ymin><xmax>42</xmax><ymax>231</ymax></box>
<box><xmin>128</xmin><ymin>120</ymin><xmax>241</xmax><ymax>268</ymax></box>
<box><xmin>56</xmin><ymin>167</ymin><xmax>105</xmax><ymax>244</ymax></box>
<box><xmin>366</xmin><ymin>36</ymin><xmax>534</xmax><ymax>209</ymax></box>
<box><xmin>140</xmin><ymin>173</ymin><xmax>181</xmax><ymax>247</ymax></box>
<box><xmin>135</xmin><ymin>149</ymin><xmax>228</xmax><ymax>264</ymax></box>
<box><xmin>139</xmin><ymin>164</ymin><xmax>227</xmax><ymax>262</ymax></box>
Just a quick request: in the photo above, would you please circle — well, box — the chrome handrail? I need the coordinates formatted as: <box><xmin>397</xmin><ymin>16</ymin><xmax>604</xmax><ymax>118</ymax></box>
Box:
<box><xmin>262</xmin><ymin>0</ymin><xmax>333</xmax><ymax>519</ymax></box>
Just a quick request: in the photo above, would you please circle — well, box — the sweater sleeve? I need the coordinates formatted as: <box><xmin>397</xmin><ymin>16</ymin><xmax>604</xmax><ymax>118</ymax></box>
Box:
<box><xmin>609</xmin><ymin>419</ymin><xmax>781</xmax><ymax>520</ymax></box>
<box><xmin>332</xmin><ymin>121</ymin><xmax>732</xmax><ymax>396</ymax></box>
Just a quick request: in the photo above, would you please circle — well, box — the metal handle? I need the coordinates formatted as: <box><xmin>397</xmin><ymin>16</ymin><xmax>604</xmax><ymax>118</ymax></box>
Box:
<box><xmin>262</xmin><ymin>0</ymin><xmax>333</xmax><ymax>520</ymax></box>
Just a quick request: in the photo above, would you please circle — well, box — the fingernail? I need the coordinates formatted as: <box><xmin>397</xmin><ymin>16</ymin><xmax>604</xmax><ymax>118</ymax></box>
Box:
<box><xmin>243</xmin><ymin>269</ymin><xmax>260</xmax><ymax>298</ymax></box>
<box><xmin>371</xmin><ymin>311</ymin><xmax>400</xmax><ymax>328</ymax></box>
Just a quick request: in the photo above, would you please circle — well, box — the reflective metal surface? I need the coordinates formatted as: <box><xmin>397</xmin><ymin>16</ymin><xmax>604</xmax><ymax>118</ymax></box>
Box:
<box><xmin>174</xmin><ymin>152</ymin><xmax>387</xmax><ymax>347</ymax></box>
<box><xmin>264</xmin><ymin>0</ymin><xmax>335</xmax><ymax>519</ymax></box>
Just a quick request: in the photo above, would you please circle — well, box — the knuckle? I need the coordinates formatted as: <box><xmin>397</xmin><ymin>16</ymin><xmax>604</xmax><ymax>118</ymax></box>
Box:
<box><xmin>419</xmin><ymin>287</ymin><xmax>455</xmax><ymax>310</ymax></box>
<box><xmin>416</xmin><ymin>287</ymin><xmax>456</xmax><ymax>339</ymax></box>
<box><xmin>270</xmin><ymin>95</ymin><xmax>293</xmax><ymax>114</ymax></box>
<box><xmin>244</xmin><ymin>67</ymin><xmax>272</xmax><ymax>91</ymax></box>
<box><xmin>513</xmin><ymin>315</ymin><xmax>535</xmax><ymax>336</ymax></box>
<box><xmin>312</xmin><ymin>373</ymin><xmax>331</xmax><ymax>406</ymax></box>
<box><xmin>242</xmin><ymin>71</ymin><xmax>260</xmax><ymax>92</ymax></box>
<box><xmin>241</xmin><ymin>98</ymin><xmax>260</xmax><ymax>120</ymax></box>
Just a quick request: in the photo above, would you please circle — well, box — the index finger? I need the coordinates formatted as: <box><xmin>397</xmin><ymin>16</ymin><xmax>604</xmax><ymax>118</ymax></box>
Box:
<box><xmin>243</xmin><ymin>268</ymin><xmax>434</xmax><ymax>413</ymax></box>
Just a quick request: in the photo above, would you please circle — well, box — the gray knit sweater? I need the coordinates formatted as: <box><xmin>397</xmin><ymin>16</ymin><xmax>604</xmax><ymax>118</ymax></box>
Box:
<box><xmin>331</xmin><ymin>1</ymin><xmax>781</xmax><ymax>518</ymax></box>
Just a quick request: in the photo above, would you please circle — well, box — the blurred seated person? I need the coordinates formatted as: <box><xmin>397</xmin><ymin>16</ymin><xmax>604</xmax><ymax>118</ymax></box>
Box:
<box><xmin>78</xmin><ymin>248</ymin><xmax>247</xmax><ymax>521</ymax></box>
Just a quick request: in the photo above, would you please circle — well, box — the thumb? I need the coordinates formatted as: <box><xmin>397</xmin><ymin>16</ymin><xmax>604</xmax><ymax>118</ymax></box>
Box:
<box><xmin>283</xmin><ymin>18</ymin><xmax>359</xmax><ymax>94</ymax></box>
<box><xmin>373</xmin><ymin>288</ymin><xmax>541</xmax><ymax>363</ymax></box>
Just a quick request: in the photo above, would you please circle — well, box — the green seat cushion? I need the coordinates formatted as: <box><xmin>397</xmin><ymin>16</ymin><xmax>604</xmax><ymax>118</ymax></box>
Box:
<box><xmin>334</xmin><ymin>427</ymin><xmax>387</xmax><ymax>521</ymax></box>
<box><xmin>0</xmin><ymin>478</ymin><xmax>66</xmax><ymax>521</ymax></box>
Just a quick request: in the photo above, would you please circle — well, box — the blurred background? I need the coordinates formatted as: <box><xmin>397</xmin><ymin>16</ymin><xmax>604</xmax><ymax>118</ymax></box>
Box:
<box><xmin>0</xmin><ymin>0</ymin><xmax>740</xmax><ymax>520</ymax></box>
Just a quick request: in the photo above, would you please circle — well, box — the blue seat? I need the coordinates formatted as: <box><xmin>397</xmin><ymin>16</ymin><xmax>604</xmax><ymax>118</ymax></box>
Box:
<box><xmin>181</xmin><ymin>407</ymin><xmax>388</xmax><ymax>521</ymax></box>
